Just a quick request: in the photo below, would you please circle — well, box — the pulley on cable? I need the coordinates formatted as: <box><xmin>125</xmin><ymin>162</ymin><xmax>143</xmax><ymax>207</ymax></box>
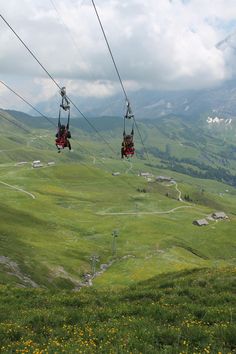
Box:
<box><xmin>121</xmin><ymin>100</ymin><xmax>135</xmax><ymax>159</ymax></box>
<box><xmin>55</xmin><ymin>87</ymin><xmax>72</xmax><ymax>153</ymax></box>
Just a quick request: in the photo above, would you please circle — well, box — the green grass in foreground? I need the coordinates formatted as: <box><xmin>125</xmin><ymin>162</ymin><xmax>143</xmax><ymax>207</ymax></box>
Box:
<box><xmin>0</xmin><ymin>267</ymin><xmax>235</xmax><ymax>353</ymax></box>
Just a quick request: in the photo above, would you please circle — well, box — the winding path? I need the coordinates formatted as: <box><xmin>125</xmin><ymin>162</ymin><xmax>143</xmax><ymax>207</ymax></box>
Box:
<box><xmin>98</xmin><ymin>176</ymin><xmax>207</xmax><ymax>217</ymax></box>
<box><xmin>174</xmin><ymin>181</ymin><xmax>183</xmax><ymax>201</ymax></box>
<box><xmin>97</xmin><ymin>180</ymin><xmax>199</xmax><ymax>216</ymax></box>
<box><xmin>0</xmin><ymin>180</ymin><xmax>36</xmax><ymax>199</ymax></box>
<box><xmin>164</xmin><ymin>181</ymin><xmax>183</xmax><ymax>201</ymax></box>
<box><xmin>97</xmin><ymin>205</ymin><xmax>193</xmax><ymax>216</ymax></box>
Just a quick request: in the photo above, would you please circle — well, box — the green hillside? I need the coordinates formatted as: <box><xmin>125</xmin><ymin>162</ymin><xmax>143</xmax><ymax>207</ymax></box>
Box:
<box><xmin>3</xmin><ymin>108</ymin><xmax>236</xmax><ymax>186</ymax></box>
<box><xmin>0</xmin><ymin>109</ymin><xmax>235</xmax><ymax>353</ymax></box>
<box><xmin>0</xmin><ymin>267</ymin><xmax>235</xmax><ymax>353</ymax></box>
<box><xmin>0</xmin><ymin>109</ymin><xmax>236</xmax><ymax>290</ymax></box>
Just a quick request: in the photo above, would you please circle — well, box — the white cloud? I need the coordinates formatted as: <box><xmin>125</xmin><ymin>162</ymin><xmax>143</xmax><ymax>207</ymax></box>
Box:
<box><xmin>66</xmin><ymin>79</ymin><xmax>119</xmax><ymax>97</ymax></box>
<box><xmin>1</xmin><ymin>0</ymin><xmax>236</xmax><ymax>108</ymax></box>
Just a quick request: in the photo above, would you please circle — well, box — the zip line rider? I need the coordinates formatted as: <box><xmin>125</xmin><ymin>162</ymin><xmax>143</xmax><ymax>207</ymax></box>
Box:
<box><xmin>121</xmin><ymin>100</ymin><xmax>135</xmax><ymax>158</ymax></box>
<box><xmin>55</xmin><ymin>87</ymin><xmax>72</xmax><ymax>153</ymax></box>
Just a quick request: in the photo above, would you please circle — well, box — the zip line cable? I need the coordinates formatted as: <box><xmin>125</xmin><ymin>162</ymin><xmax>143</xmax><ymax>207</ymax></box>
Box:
<box><xmin>1</xmin><ymin>80</ymin><xmax>137</xmax><ymax>188</ymax></box>
<box><xmin>0</xmin><ymin>96</ymin><xmax>115</xmax><ymax>180</ymax></box>
<box><xmin>90</xmin><ymin>0</ymin><xmax>151</xmax><ymax>163</ymax></box>
<box><xmin>46</xmin><ymin>2</ymin><xmax>119</xmax><ymax>155</ymax></box>
<box><xmin>0</xmin><ymin>14</ymin><xmax>118</xmax><ymax>157</ymax></box>
<box><xmin>1</xmin><ymin>111</ymin><xmax>138</xmax><ymax>192</ymax></box>
<box><xmin>0</xmin><ymin>15</ymin><xmax>60</xmax><ymax>90</ymax></box>
<box><xmin>69</xmin><ymin>99</ymin><xmax>117</xmax><ymax>156</ymax></box>
<box><xmin>0</xmin><ymin>82</ymin><xmax>91</xmax><ymax>155</ymax></box>
<box><xmin>0</xmin><ymin>112</ymin><xmax>30</xmax><ymax>133</ymax></box>
<box><xmin>49</xmin><ymin>0</ymin><xmax>80</xmax><ymax>53</ymax></box>
<box><xmin>91</xmin><ymin>0</ymin><xmax>127</xmax><ymax>101</ymax></box>
<box><xmin>0</xmin><ymin>105</ymin><xmax>115</xmax><ymax>182</ymax></box>
<box><xmin>0</xmin><ymin>80</ymin><xmax>57</xmax><ymax>128</ymax></box>
<box><xmin>0</xmin><ymin>17</ymin><xmax>140</xmax><ymax>184</ymax></box>
<box><xmin>0</xmin><ymin>14</ymin><xmax>143</xmax><ymax>183</ymax></box>
<box><xmin>1</xmin><ymin>12</ymin><xmax>148</xmax><ymax>170</ymax></box>
<box><xmin>0</xmin><ymin>81</ymin><xmax>106</xmax><ymax>165</ymax></box>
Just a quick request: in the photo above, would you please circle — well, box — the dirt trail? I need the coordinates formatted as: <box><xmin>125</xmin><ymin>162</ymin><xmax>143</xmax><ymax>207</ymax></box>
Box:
<box><xmin>0</xmin><ymin>180</ymin><xmax>36</xmax><ymax>199</ymax></box>
<box><xmin>174</xmin><ymin>182</ymin><xmax>183</xmax><ymax>201</ymax></box>
<box><xmin>97</xmin><ymin>205</ymin><xmax>193</xmax><ymax>216</ymax></box>
<box><xmin>164</xmin><ymin>181</ymin><xmax>183</xmax><ymax>201</ymax></box>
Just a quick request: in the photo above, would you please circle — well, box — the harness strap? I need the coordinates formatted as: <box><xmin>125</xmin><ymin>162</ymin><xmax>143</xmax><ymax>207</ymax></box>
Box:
<box><xmin>66</xmin><ymin>108</ymin><xmax>70</xmax><ymax>130</ymax></box>
<box><xmin>123</xmin><ymin>99</ymin><xmax>134</xmax><ymax>140</ymax></box>
<box><xmin>58</xmin><ymin>106</ymin><xmax>62</xmax><ymax>128</ymax></box>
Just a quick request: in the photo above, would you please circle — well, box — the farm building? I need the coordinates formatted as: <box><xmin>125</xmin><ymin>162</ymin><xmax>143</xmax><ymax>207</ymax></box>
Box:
<box><xmin>206</xmin><ymin>215</ymin><xmax>215</xmax><ymax>221</ymax></box>
<box><xmin>212</xmin><ymin>212</ymin><xmax>228</xmax><ymax>220</ymax></box>
<box><xmin>139</xmin><ymin>172</ymin><xmax>154</xmax><ymax>177</ymax></box>
<box><xmin>193</xmin><ymin>219</ymin><xmax>209</xmax><ymax>226</ymax></box>
<box><xmin>156</xmin><ymin>176</ymin><xmax>174</xmax><ymax>182</ymax></box>
<box><xmin>32</xmin><ymin>160</ymin><xmax>43</xmax><ymax>168</ymax></box>
<box><xmin>112</xmin><ymin>172</ymin><xmax>120</xmax><ymax>176</ymax></box>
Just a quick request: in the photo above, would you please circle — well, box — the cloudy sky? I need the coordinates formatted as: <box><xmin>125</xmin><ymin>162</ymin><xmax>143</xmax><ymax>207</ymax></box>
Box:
<box><xmin>1</xmin><ymin>0</ymin><xmax>236</xmax><ymax>111</ymax></box>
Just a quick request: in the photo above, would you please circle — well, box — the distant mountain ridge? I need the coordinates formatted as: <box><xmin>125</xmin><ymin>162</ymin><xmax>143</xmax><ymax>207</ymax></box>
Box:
<box><xmin>25</xmin><ymin>79</ymin><xmax>236</xmax><ymax>121</ymax></box>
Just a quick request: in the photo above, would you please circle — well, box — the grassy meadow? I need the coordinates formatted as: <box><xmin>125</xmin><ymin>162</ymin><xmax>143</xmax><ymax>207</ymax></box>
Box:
<box><xmin>0</xmin><ymin>110</ymin><xmax>236</xmax><ymax>352</ymax></box>
<box><xmin>0</xmin><ymin>160</ymin><xmax>235</xmax><ymax>289</ymax></box>
<box><xmin>0</xmin><ymin>267</ymin><xmax>235</xmax><ymax>353</ymax></box>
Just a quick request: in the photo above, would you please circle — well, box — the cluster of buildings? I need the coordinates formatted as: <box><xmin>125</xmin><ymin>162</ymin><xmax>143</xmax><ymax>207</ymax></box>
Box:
<box><xmin>32</xmin><ymin>160</ymin><xmax>55</xmax><ymax>168</ymax></box>
<box><xmin>112</xmin><ymin>171</ymin><xmax>175</xmax><ymax>184</ymax></box>
<box><xmin>193</xmin><ymin>212</ymin><xmax>229</xmax><ymax>226</ymax></box>
<box><xmin>139</xmin><ymin>173</ymin><xmax>173</xmax><ymax>181</ymax></box>
<box><xmin>156</xmin><ymin>175</ymin><xmax>174</xmax><ymax>183</ymax></box>
<box><xmin>16</xmin><ymin>160</ymin><xmax>55</xmax><ymax>168</ymax></box>
<box><xmin>139</xmin><ymin>173</ymin><xmax>175</xmax><ymax>183</ymax></box>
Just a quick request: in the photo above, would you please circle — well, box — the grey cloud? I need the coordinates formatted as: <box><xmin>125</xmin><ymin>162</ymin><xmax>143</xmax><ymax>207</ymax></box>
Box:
<box><xmin>1</xmin><ymin>0</ymin><xmax>236</xmax><ymax>108</ymax></box>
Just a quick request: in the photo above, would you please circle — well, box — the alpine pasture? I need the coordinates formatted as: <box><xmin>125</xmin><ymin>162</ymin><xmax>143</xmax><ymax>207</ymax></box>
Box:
<box><xmin>0</xmin><ymin>110</ymin><xmax>235</xmax><ymax>353</ymax></box>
